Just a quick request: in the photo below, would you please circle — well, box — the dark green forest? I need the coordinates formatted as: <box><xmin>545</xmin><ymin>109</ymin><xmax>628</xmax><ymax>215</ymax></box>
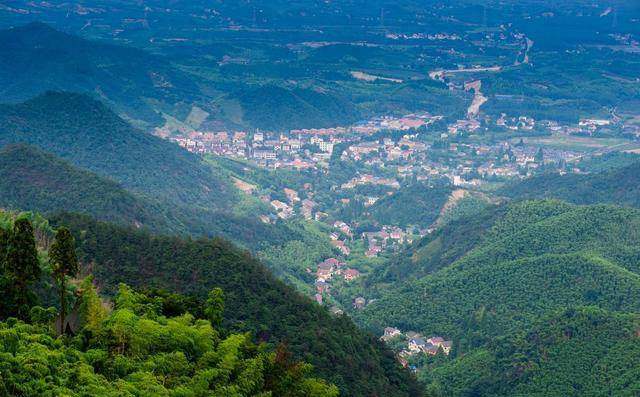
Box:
<box><xmin>0</xmin><ymin>144</ymin><xmax>171</xmax><ymax>231</ymax></box>
<box><xmin>0</xmin><ymin>92</ymin><xmax>310</xmax><ymax>251</ymax></box>
<box><xmin>0</xmin><ymin>212</ymin><xmax>420</xmax><ymax>397</ymax></box>
<box><xmin>500</xmin><ymin>160</ymin><xmax>640</xmax><ymax>208</ymax></box>
<box><xmin>353</xmin><ymin>200</ymin><xmax>640</xmax><ymax>396</ymax></box>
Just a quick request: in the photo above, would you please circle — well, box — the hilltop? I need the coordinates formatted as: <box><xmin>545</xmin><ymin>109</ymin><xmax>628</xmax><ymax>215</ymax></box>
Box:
<box><xmin>0</xmin><ymin>92</ymin><xmax>298</xmax><ymax>247</ymax></box>
<box><xmin>0</xmin><ymin>22</ymin><xmax>198</xmax><ymax>128</ymax></box>
<box><xmin>0</xmin><ymin>91</ymin><xmax>233</xmax><ymax>209</ymax></box>
<box><xmin>0</xmin><ymin>23</ymin><xmax>367</xmax><ymax>131</ymax></box>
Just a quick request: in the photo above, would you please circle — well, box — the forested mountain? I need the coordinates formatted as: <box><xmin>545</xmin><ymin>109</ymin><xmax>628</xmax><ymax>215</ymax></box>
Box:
<box><xmin>0</xmin><ymin>92</ymin><xmax>299</xmax><ymax>248</ymax></box>
<box><xmin>365</xmin><ymin>204</ymin><xmax>505</xmax><ymax>287</ymax></box>
<box><xmin>0</xmin><ymin>23</ymin><xmax>365</xmax><ymax>131</ymax></box>
<box><xmin>422</xmin><ymin>307</ymin><xmax>640</xmax><ymax>397</ymax></box>
<box><xmin>353</xmin><ymin>200</ymin><xmax>640</xmax><ymax>396</ymax></box>
<box><xmin>0</xmin><ymin>144</ymin><xmax>172</xmax><ymax>230</ymax></box>
<box><xmin>500</xmin><ymin>160</ymin><xmax>640</xmax><ymax>208</ymax></box>
<box><xmin>358</xmin><ymin>201</ymin><xmax>640</xmax><ymax>338</ymax></box>
<box><xmin>48</xmin><ymin>212</ymin><xmax>422</xmax><ymax>397</ymax></box>
<box><xmin>0</xmin><ymin>91</ymin><xmax>234</xmax><ymax>209</ymax></box>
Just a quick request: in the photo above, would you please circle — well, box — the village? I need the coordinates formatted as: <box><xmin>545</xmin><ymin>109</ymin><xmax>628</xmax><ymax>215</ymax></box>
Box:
<box><xmin>156</xmin><ymin>103</ymin><xmax>639</xmax><ymax>372</ymax></box>
<box><xmin>161</xmin><ymin>109</ymin><xmax>631</xmax><ymax>192</ymax></box>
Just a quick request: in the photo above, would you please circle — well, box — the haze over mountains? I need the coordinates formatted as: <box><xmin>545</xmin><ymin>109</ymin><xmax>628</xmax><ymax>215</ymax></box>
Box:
<box><xmin>0</xmin><ymin>1</ymin><xmax>639</xmax><ymax>396</ymax></box>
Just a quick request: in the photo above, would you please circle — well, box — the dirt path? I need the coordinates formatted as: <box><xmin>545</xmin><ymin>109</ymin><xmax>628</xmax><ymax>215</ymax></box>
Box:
<box><xmin>465</xmin><ymin>80</ymin><xmax>488</xmax><ymax>117</ymax></box>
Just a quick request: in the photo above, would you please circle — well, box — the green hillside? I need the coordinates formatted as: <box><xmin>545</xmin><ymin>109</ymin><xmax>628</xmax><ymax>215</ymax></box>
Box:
<box><xmin>353</xmin><ymin>200</ymin><xmax>640</xmax><ymax>396</ymax></box>
<box><xmin>363</xmin><ymin>183</ymin><xmax>452</xmax><ymax>229</ymax></box>
<box><xmin>0</xmin><ymin>215</ymin><xmax>338</xmax><ymax>396</ymax></box>
<box><xmin>422</xmin><ymin>307</ymin><xmax>640</xmax><ymax>397</ymax></box>
<box><xmin>357</xmin><ymin>201</ymin><xmax>640</xmax><ymax>341</ymax></box>
<box><xmin>49</xmin><ymin>212</ymin><xmax>422</xmax><ymax>397</ymax></box>
<box><xmin>365</xmin><ymin>204</ymin><xmax>505</xmax><ymax>286</ymax></box>
<box><xmin>0</xmin><ymin>91</ymin><xmax>235</xmax><ymax>209</ymax></box>
<box><xmin>0</xmin><ymin>144</ymin><xmax>172</xmax><ymax>230</ymax></box>
<box><xmin>0</xmin><ymin>22</ymin><xmax>198</xmax><ymax>128</ymax></box>
<box><xmin>0</xmin><ymin>23</ymin><xmax>367</xmax><ymax>132</ymax></box>
<box><xmin>227</xmin><ymin>85</ymin><xmax>361</xmax><ymax>131</ymax></box>
<box><xmin>500</xmin><ymin>160</ymin><xmax>640</xmax><ymax>208</ymax></box>
<box><xmin>0</xmin><ymin>92</ymin><xmax>301</xmax><ymax>248</ymax></box>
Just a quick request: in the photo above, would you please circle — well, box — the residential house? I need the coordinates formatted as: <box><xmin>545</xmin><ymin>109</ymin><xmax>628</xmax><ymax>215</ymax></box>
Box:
<box><xmin>408</xmin><ymin>338</ymin><xmax>426</xmax><ymax>353</ymax></box>
<box><xmin>344</xmin><ymin>268</ymin><xmax>361</xmax><ymax>281</ymax></box>
<box><xmin>383</xmin><ymin>327</ymin><xmax>402</xmax><ymax>339</ymax></box>
<box><xmin>428</xmin><ymin>336</ymin><xmax>453</xmax><ymax>355</ymax></box>
<box><xmin>353</xmin><ymin>297</ymin><xmax>366</xmax><ymax>309</ymax></box>
<box><xmin>315</xmin><ymin>280</ymin><xmax>330</xmax><ymax>294</ymax></box>
<box><xmin>422</xmin><ymin>343</ymin><xmax>439</xmax><ymax>355</ymax></box>
<box><xmin>284</xmin><ymin>188</ymin><xmax>300</xmax><ymax>203</ymax></box>
<box><xmin>365</xmin><ymin>247</ymin><xmax>380</xmax><ymax>258</ymax></box>
<box><xmin>270</xmin><ymin>200</ymin><xmax>293</xmax><ymax>219</ymax></box>
<box><xmin>441</xmin><ymin>341</ymin><xmax>453</xmax><ymax>355</ymax></box>
<box><xmin>330</xmin><ymin>240</ymin><xmax>351</xmax><ymax>256</ymax></box>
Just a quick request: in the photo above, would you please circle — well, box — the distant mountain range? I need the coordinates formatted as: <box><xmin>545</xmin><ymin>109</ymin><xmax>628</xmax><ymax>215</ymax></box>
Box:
<box><xmin>0</xmin><ymin>22</ymin><xmax>363</xmax><ymax>131</ymax></box>
<box><xmin>0</xmin><ymin>22</ymin><xmax>198</xmax><ymax>129</ymax></box>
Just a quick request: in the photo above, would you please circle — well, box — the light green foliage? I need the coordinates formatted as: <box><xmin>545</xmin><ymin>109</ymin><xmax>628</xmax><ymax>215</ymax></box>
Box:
<box><xmin>0</xmin><ymin>284</ymin><xmax>339</xmax><ymax>397</ymax></box>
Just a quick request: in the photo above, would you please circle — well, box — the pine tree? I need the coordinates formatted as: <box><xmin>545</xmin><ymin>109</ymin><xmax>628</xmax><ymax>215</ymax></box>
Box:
<box><xmin>49</xmin><ymin>227</ymin><xmax>78</xmax><ymax>334</ymax></box>
<box><xmin>5</xmin><ymin>218</ymin><xmax>40</xmax><ymax>318</ymax></box>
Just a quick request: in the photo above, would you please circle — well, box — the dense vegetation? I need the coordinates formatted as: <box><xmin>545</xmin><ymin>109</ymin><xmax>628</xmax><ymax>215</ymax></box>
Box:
<box><xmin>500</xmin><ymin>160</ymin><xmax>640</xmax><ymax>208</ymax></box>
<box><xmin>352</xmin><ymin>200</ymin><xmax>640</xmax><ymax>396</ymax></box>
<box><xmin>365</xmin><ymin>204</ymin><xmax>505</xmax><ymax>287</ymax></box>
<box><xmin>48</xmin><ymin>212</ymin><xmax>421</xmax><ymax>397</ymax></box>
<box><xmin>421</xmin><ymin>307</ymin><xmax>640</xmax><ymax>397</ymax></box>
<box><xmin>229</xmin><ymin>85</ymin><xmax>361</xmax><ymax>131</ymax></box>
<box><xmin>358</xmin><ymin>201</ymin><xmax>640</xmax><ymax>339</ymax></box>
<box><xmin>0</xmin><ymin>92</ymin><xmax>306</xmax><ymax>250</ymax></box>
<box><xmin>423</xmin><ymin>307</ymin><xmax>640</xmax><ymax>397</ymax></box>
<box><xmin>0</xmin><ymin>22</ymin><xmax>197</xmax><ymax>128</ymax></box>
<box><xmin>0</xmin><ymin>144</ymin><xmax>172</xmax><ymax>231</ymax></box>
<box><xmin>0</xmin><ymin>91</ymin><xmax>234</xmax><ymax>210</ymax></box>
<box><xmin>0</xmin><ymin>215</ymin><xmax>339</xmax><ymax>396</ymax></box>
<box><xmin>363</xmin><ymin>182</ymin><xmax>452</xmax><ymax>228</ymax></box>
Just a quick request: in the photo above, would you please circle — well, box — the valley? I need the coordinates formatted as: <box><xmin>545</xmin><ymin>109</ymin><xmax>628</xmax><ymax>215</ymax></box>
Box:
<box><xmin>0</xmin><ymin>1</ymin><xmax>639</xmax><ymax>396</ymax></box>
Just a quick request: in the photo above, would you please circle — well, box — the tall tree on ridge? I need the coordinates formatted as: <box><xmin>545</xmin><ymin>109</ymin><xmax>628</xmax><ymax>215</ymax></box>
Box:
<box><xmin>49</xmin><ymin>227</ymin><xmax>79</xmax><ymax>335</ymax></box>
<box><xmin>5</xmin><ymin>218</ymin><xmax>40</xmax><ymax>318</ymax></box>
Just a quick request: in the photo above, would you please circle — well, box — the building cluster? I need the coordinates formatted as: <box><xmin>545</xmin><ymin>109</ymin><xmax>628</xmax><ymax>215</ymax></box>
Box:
<box><xmin>381</xmin><ymin>327</ymin><xmax>453</xmax><ymax>365</ymax></box>
<box><xmin>165</xmin><ymin>113</ymin><xmax>441</xmax><ymax>170</ymax></box>
<box><xmin>313</xmin><ymin>257</ymin><xmax>362</xmax><ymax>305</ymax></box>
<box><xmin>362</xmin><ymin>227</ymin><xmax>413</xmax><ymax>258</ymax></box>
